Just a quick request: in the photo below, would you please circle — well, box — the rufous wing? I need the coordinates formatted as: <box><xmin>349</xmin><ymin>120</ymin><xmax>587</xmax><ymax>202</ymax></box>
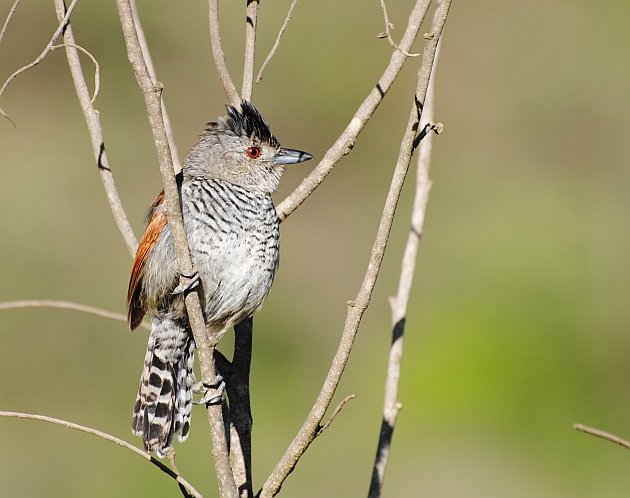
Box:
<box><xmin>127</xmin><ymin>192</ymin><xmax>167</xmax><ymax>331</ymax></box>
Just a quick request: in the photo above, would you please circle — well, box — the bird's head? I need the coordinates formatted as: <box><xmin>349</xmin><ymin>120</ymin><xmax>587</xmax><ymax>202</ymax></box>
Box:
<box><xmin>184</xmin><ymin>101</ymin><xmax>313</xmax><ymax>193</ymax></box>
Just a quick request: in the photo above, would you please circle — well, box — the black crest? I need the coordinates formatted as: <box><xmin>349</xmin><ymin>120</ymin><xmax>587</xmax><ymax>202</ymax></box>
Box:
<box><xmin>217</xmin><ymin>100</ymin><xmax>280</xmax><ymax>148</ymax></box>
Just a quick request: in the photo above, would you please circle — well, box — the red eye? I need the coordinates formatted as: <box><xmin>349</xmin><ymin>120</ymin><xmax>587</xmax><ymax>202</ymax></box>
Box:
<box><xmin>247</xmin><ymin>146</ymin><xmax>261</xmax><ymax>159</ymax></box>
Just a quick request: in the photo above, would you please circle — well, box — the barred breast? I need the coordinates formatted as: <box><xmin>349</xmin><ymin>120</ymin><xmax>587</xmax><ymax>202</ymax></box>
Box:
<box><xmin>182</xmin><ymin>177</ymin><xmax>280</xmax><ymax>330</ymax></box>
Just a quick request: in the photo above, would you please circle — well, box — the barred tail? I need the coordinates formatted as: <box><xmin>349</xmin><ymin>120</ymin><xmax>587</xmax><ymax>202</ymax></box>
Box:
<box><xmin>132</xmin><ymin>316</ymin><xmax>195</xmax><ymax>456</ymax></box>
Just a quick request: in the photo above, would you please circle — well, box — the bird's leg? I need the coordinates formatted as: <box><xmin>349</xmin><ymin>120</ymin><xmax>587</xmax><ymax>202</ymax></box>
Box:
<box><xmin>193</xmin><ymin>374</ymin><xmax>225</xmax><ymax>405</ymax></box>
<box><xmin>171</xmin><ymin>270</ymin><xmax>200</xmax><ymax>295</ymax></box>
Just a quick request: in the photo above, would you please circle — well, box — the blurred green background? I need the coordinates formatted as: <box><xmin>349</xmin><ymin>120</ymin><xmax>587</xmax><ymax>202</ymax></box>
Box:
<box><xmin>1</xmin><ymin>1</ymin><xmax>629</xmax><ymax>497</ymax></box>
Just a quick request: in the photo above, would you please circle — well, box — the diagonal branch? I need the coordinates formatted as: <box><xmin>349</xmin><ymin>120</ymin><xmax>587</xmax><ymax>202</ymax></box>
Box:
<box><xmin>574</xmin><ymin>423</ymin><xmax>630</xmax><ymax>451</ymax></box>
<box><xmin>255</xmin><ymin>0</ymin><xmax>300</xmax><ymax>84</ymax></box>
<box><xmin>53</xmin><ymin>0</ymin><xmax>138</xmax><ymax>256</ymax></box>
<box><xmin>260</xmin><ymin>3</ymin><xmax>451</xmax><ymax>496</ymax></box>
<box><xmin>276</xmin><ymin>0</ymin><xmax>432</xmax><ymax>221</ymax></box>
<box><xmin>0</xmin><ymin>0</ymin><xmax>22</xmax><ymax>48</ymax></box>
<box><xmin>0</xmin><ymin>0</ymin><xmax>78</xmax><ymax>124</ymax></box>
<box><xmin>208</xmin><ymin>0</ymin><xmax>240</xmax><ymax>105</ymax></box>
<box><xmin>368</xmin><ymin>11</ymin><xmax>445</xmax><ymax>498</ymax></box>
<box><xmin>115</xmin><ymin>2</ymin><xmax>237</xmax><ymax>497</ymax></box>
<box><xmin>0</xmin><ymin>411</ymin><xmax>202</xmax><ymax>498</ymax></box>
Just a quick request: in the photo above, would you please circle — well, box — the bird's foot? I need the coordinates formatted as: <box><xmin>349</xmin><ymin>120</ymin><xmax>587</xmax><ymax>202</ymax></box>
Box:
<box><xmin>171</xmin><ymin>271</ymin><xmax>200</xmax><ymax>295</ymax></box>
<box><xmin>193</xmin><ymin>375</ymin><xmax>225</xmax><ymax>405</ymax></box>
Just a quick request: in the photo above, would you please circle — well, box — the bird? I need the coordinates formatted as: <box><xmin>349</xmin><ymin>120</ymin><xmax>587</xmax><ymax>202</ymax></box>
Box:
<box><xmin>126</xmin><ymin>101</ymin><xmax>313</xmax><ymax>456</ymax></box>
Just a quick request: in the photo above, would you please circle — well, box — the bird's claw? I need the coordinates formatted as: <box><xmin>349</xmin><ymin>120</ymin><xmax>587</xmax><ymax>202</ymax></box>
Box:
<box><xmin>171</xmin><ymin>271</ymin><xmax>200</xmax><ymax>295</ymax></box>
<box><xmin>193</xmin><ymin>375</ymin><xmax>225</xmax><ymax>405</ymax></box>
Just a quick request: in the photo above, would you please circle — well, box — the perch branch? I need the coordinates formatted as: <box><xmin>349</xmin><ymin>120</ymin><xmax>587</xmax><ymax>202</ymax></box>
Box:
<box><xmin>0</xmin><ymin>0</ymin><xmax>78</xmax><ymax>125</ymax></box>
<box><xmin>368</xmin><ymin>16</ymin><xmax>444</xmax><ymax>498</ymax></box>
<box><xmin>53</xmin><ymin>0</ymin><xmax>138</xmax><ymax>256</ymax></box>
<box><xmin>0</xmin><ymin>411</ymin><xmax>202</xmax><ymax>498</ymax></box>
<box><xmin>276</xmin><ymin>0</ymin><xmax>432</xmax><ymax>221</ymax></box>
<box><xmin>115</xmin><ymin>2</ymin><xmax>237</xmax><ymax>496</ymax></box>
<box><xmin>574</xmin><ymin>423</ymin><xmax>630</xmax><ymax>451</ymax></box>
<box><xmin>255</xmin><ymin>0</ymin><xmax>300</xmax><ymax>83</ymax></box>
<box><xmin>260</xmin><ymin>4</ymin><xmax>450</xmax><ymax>496</ymax></box>
<box><xmin>208</xmin><ymin>0</ymin><xmax>240</xmax><ymax>105</ymax></box>
<box><xmin>241</xmin><ymin>0</ymin><xmax>258</xmax><ymax>100</ymax></box>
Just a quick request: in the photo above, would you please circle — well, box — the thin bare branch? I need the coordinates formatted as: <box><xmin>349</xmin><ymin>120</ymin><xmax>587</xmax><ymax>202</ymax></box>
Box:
<box><xmin>574</xmin><ymin>423</ymin><xmax>630</xmax><ymax>451</ymax></box>
<box><xmin>52</xmin><ymin>0</ymin><xmax>138</xmax><ymax>256</ymax></box>
<box><xmin>0</xmin><ymin>299</ymin><xmax>149</xmax><ymax>328</ymax></box>
<box><xmin>115</xmin><ymin>2</ymin><xmax>237</xmax><ymax>496</ymax></box>
<box><xmin>208</xmin><ymin>0</ymin><xmax>240</xmax><ymax>105</ymax></box>
<box><xmin>50</xmin><ymin>43</ymin><xmax>100</xmax><ymax>103</ymax></box>
<box><xmin>0</xmin><ymin>0</ymin><xmax>22</xmax><ymax>47</ymax></box>
<box><xmin>129</xmin><ymin>0</ymin><xmax>181</xmax><ymax>172</ymax></box>
<box><xmin>316</xmin><ymin>394</ymin><xmax>356</xmax><ymax>437</ymax></box>
<box><xmin>241</xmin><ymin>0</ymin><xmax>259</xmax><ymax>100</ymax></box>
<box><xmin>260</xmin><ymin>3</ymin><xmax>451</xmax><ymax>496</ymax></box>
<box><xmin>0</xmin><ymin>0</ymin><xmax>78</xmax><ymax>124</ymax></box>
<box><xmin>255</xmin><ymin>0</ymin><xmax>299</xmax><ymax>83</ymax></box>
<box><xmin>368</xmin><ymin>16</ymin><xmax>444</xmax><ymax>498</ymax></box>
<box><xmin>276</xmin><ymin>0</ymin><xmax>432</xmax><ymax>221</ymax></box>
<box><xmin>377</xmin><ymin>0</ymin><xmax>420</xmax><ymax>57</ymax></box>
<box><xmin>0</xmin><ymin>411</ymin><xmax>202</xmax><ymax>498</ymax></box>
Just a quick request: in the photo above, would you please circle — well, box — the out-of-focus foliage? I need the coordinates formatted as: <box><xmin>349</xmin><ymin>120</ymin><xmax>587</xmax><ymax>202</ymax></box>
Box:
<box><xmin>1</xmin><ymin>1</ymin><xmax>629</xmax><ymax>497</ymax></box>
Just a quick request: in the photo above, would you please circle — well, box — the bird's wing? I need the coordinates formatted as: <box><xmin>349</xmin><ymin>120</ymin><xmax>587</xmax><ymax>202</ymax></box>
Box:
<box><xmin>127</xmin><ymin>191</ymin><xmax>167</xmax><ymax>331</ymax></box>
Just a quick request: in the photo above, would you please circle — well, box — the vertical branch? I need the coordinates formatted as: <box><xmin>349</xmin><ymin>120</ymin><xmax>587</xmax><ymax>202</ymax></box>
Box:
<box><xmin>53</xmin><ymin>0</ymin><xmax>138</xmax><ymax>256</ymax></box>
<box><xmin>129</xmin><ymin>0</ymin><xmax>181</xmax><ymax>171</ymax></box>
<box><xmin>367</xmin><ymin>16</ymin><xmax>445</xmax><ymax>498</ymax></box>
<box><xmin>115</xmin><ymin>2</ymin><xmax>238</xmax><ymax>497</ymax></box>
<box><xmin>234</xmin><ymin>2</ymin><xmax>258</xmax><ymax>493</ymax></box>
<box><xmin>226</xmin><ymin>317</ymin><xmax>254</xmax><ymax>498</ymax></box>
<box><xmin>241</xmin><ymin>0</ymin><xmax>259</xmax><ymax>101</ymax></box>
<box><xmin>208</xmin><ymin>0</ymin><xmax>240</xmax><ymax>105</ymax></box>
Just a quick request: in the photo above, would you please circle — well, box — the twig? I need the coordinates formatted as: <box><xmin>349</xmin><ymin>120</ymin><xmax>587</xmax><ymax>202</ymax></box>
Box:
<box><xmin>276</xmin><ymin>0</ymin><xmax>433</xmax><ymax>221</ymax></box>
<box><xmin>260</xmin><ymin>4</ymin><xmax>450</xmax><ymax>496</ymax></box>
<box><xmin>0</xmin><ymin>0</ymin><xmax>22</xmax><ymax>48</ymax></box>
<box><xmin>0</xmin><ymin>411</ymin><xmax>202</xmax><ymax>498</ymax></box>
<box><xmin>208</xmin><ymin>0</ymin><xmax>240</xmax><ymax>105</ymax></box>
<box><xmin>316</xmin><ymin>394</ymin><xmax>356</xmax><ymax>436</ymax></box>
<box><xmin>0</xmin><ymin>299</ymin><xmax>148</xmax><ymax>329</ymax></box>
<box><xmin>115</xmin><ymin>2</ymin><xmax>238</xmax><ymax>497</ymax></box>
<box><xmin>50</xmin><ymin>43</ymin><xmax>100</xmax><ymax>103</ymax></box>
<box><xmin>129</xmin><ymin>0</ymin><xmax>181</xmax><ymax>172</ymax></box>
<box><xmin>367</xmin><ymin>12</ymin><xmax>445</xmax><ymax>498</ymax></box>
<box><xmin>241</xmin><ymin>0</ymin><xmax>258</xmax><ymax>100</ymax></box>
<box><xmin>0</xmin><ymin>0</ymin><xmax>78</xmax><ymax>124</ymax></box>
<box><xmin>52</xmin><ymin>0</ymin><xmax>138</xmax><ymax>256</ymax></box>
<box><xmin>377</xmin><ymin>0</ymin><xmax>420</xmax><ymax>57</ymax></box>
<box><xmin>255</xmin><ymin>0</ymin><xmax>299</xmax><ymax>83</ymax></box>
<box><xmin>574</xmin><ymin>423</ymin><xmax>630</xmax><ymax>451</ymax></box>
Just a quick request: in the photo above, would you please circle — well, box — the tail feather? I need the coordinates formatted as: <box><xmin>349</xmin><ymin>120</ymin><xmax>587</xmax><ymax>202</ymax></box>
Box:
<box><xmin>132</xmin><ymin>316</ymin><xmax>194</xmax><ymax>456</ymax></box>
